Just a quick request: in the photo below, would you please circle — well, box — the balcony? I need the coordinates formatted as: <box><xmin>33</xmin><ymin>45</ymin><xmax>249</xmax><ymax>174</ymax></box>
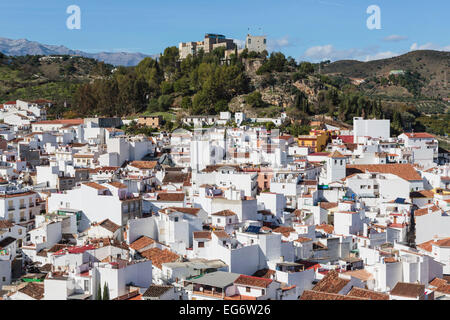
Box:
<box><xmin>20</xmin><ymin>204</ymin><xmax>27</xmax><ymax>209</ymax></box>
<box><xmin>193</xmin><ymin>290</ymin><xmax>224</xmax><ymax>299</ymax></box>
<box><xmin>8</xmin><ymin>207</ymin><xmax>15</xmax><ymax>211</ymax></box>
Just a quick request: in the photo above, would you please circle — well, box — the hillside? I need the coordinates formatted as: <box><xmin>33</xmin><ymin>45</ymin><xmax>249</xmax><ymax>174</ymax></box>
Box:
<box><xmin>0</xmin><ymin>53</ymin><xmax>114</xmax><ymax>105</ymax></box>
<box><xmin>322</xmin><ymin>50</ymin><xmax>450</xmax><ymax>99</ymax></box>
<box><xmin>0</xmin><ymin>47</ymin><xmax>448</xmax><ymax>138</ymax></box>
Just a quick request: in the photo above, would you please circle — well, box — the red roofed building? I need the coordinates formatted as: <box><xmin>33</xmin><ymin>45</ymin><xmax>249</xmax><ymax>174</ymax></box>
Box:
<box><xmin>230</xmin><ymin>275</ymin><xmax>280</xmax><ymax>300</ymax></box>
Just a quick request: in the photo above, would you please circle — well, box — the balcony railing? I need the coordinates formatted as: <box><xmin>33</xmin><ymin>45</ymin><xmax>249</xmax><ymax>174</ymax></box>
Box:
<box><xmin>8</xmin><ymin>207</ymin><xmax>15</xmax><ymax>211</ymax></box>
<box><xmin>193</xmin><ymin>290</ymin><xmax>223</xmax><ymax>299</ymax></box>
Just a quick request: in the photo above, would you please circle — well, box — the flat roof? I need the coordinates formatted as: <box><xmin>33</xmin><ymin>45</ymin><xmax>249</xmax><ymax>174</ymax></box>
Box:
<box><xmin>186</xmin><ymin>271</ymin><xmax>240</xmax><ymax>288</ymax></box>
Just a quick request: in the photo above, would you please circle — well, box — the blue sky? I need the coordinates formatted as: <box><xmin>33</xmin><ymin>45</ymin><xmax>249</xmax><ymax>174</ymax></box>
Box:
<box><xmin>0</xmin><ymin>0</ymin><xmax>448</xmax><ymax>62</ymax></box>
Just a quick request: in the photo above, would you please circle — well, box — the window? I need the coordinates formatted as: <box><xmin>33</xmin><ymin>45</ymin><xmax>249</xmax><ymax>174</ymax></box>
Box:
<box><xmin>174</xmin><ymin>217</ymin><xmax>179</xmax><ymax>222</ymax></box>
<box><xmin>248</xmin><ymin>38</ymin><xmax>251</xmax><ymax>44</ymax></box>
<box><xmin>18</xmin><ymin>229</ymin><xmax>22</xmax><ymax>235</ymax></box>
<box><xmin>2</xmin><ymin>277</ymin><xmax>5</xmax><ymax>282</ymax></box>
<box><xmin>217</xmin><ymin>218</ymin><xmax>221</xmax><ymax>223</ymax></box>
<box><xmin>246</xmin><ymin>287</ymin><xmax>251</xmax><ymax>293</ymax></box>
<box><xmin>262</xmin><ymin>289</ymin><xmax>265</xmax><ymax>295</ymax></box>
<box><xmin>198</xmin><ymin>242</ymin><xmax>204</xmax><ymax>248</ymax></box>
<box><xmin>84</xmin><ymin>280</ymin><xmax>89</xmax><ymax>291</ymax></box>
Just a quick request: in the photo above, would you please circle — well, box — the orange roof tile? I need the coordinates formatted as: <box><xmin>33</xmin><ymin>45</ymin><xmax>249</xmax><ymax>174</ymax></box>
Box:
<box><xmin>346</xmin><ymin>164</ymin><xmax>422</xmax><ymax>181</ymax></box>
<box><xmin>140</xmin><ymin>248</ymin><xmax>180</xmax><ymax>269</ymax></box>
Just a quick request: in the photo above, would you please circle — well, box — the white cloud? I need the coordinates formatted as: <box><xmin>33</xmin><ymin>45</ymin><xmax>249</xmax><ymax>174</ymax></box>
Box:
<box><xmin>267</xmin><ymin>36</ymin><xmax>292</xmax><ymax>52</ymax></box>
<box><xmin>410</xmin><ymin>42</ymin><xmax>450</xmax><ymax>51</ymax></box>
<box><xmin>302</xmin><ymin>44</ymin><xmax>398</xmax><ymax>62</ymax></box>
<box><xmin>383</xmin><ymin>35</ymin><xmax>408</xmax><ymax>42</ymax></box>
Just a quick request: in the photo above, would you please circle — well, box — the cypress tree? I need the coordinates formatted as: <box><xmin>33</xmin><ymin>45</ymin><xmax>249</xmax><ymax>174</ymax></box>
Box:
<box><xmin>96</xmin><ymin>282</ymin><xmax>102</xmax><ymax>300</ymax></box>
<box><xmin>103</xmin><ymin>283</ymin><xmax>110</xmax><ymax>300</ymax></box>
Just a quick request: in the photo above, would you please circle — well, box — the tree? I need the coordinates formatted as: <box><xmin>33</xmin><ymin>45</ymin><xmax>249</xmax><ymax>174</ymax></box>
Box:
<box><xmin>103</xmin><ymin>283</ymin><xmax>110</xmax><ymax>300</ymax></box>
<box><xmin>245</xmin><ymin>91</ymin><xmax>265</xmax><ymax>108</ymax></box>
<box><xmin>96</xmin><ymin>283</ymin><xmax>102</xmax><ymax>300</ymax></box>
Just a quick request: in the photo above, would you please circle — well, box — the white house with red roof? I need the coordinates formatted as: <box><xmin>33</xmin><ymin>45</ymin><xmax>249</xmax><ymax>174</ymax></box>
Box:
<box><xmin>398</xmin><ymin>132</ymin><xmax>438</xmax><ymax>166</ymax></box>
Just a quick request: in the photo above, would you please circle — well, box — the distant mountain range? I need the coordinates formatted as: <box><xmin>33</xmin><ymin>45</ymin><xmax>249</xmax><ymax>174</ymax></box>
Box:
<box><xmin>0</xmin><ymin>37</ymin><xmax>157</xmax><ymax>66</ymax></box>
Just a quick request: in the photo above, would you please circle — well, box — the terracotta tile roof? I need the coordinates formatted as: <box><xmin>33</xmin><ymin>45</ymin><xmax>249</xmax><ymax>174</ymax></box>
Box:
<box><xmin>429</xmin><ymin>277</ymin><xmax>448</xmax><ymax>288</ymax></box>
<box><xmin>156</xmin><ymin>192</ymin><xmax>185</xmax><ymax>202</ymax></box>
<box><xmin>97</xmin><ymin>219</ymin><xmax>121</xmax><ymax>233</ymax></box>
<box><xmin>0</xmin><ymin>191</ymin><xmax>36</xmax><ymax>198</ymax></box>
<box><xmin>130</xmin><ymin>236</ymin><xmax>155</xmax><ymax>251</ymax></box>
<box><xmin>91</xmin><ymin>166</ymin><xmax>120</xmax><ymax>173</ymax></box>
<box><xmin>73</xmin><ymin>154</ymin><xmax>94</xmax><ymax>158</ymax></box>
<box><xmin>415</xmin><ymin>205</ymin><xmax>441</xmax><ymax>217</ymax></box>
<box><xmin>18</xmin><ymin>282</ymin><xmax>44</xmax><ymax>300</ymax></box>
<box><xmin>47</xmin><ymin>244</ymin><xmax>68</xmax><ymax>253</ymax></box>
<box><xmin>433</xmin><ymin>238</ymin><xmax>450</xmax><ymax>248</ymax></box>
<box><xmin>213</xmin><ymin>230</ymin><xmax>230</xmax><ymax>239</ymax></box>
<box><xmin>212</xmin><ymin>210</ymin><xmax>236</xmax><ymax>216</ymax></box>
<box><xmin>33</xmin><ymin>119</ymin><xmax>84</xmax><ymax>126</ymax></box>
<box><xmin>272</xmin><ymin>226</ymin><xmax>295</xmax><ymax>237</ymax></box>
<box><xmin>0</xmin><ymin>220</ymin><xmax>14</xmax><ymax>229</ymax></box>
<box><xmin>316</xmin><ymin>224</ymin><xmax>334</xmax><ymax>234</ymax></box>
<box><xmin>113</xmin><ymin>290</ymin><xmax>142</xmax><ymax>300</ymax></box>
<box><xmin>143</xmin><ymin>285</ymin><xmax>173</xmax><ymax>298</ymax></box>
<box><xmin>435</xmin><ymin>284</ymin><xmax>450</xmax><ymax>295</ymax></box>
<box><xmin>328</xmin><ymin>151</ymin><xmax>347</xmax><ymax>158</ymax></box>
<box><xmin>201</xmin><ymin>164</ymin><xmax>243</xmax><ymax>173</ymax></box>
<box><xmin>166</xmin><ymin>207</ymin><xmax>200</xmax><ymax>216</ymax></box>
<box><xmin>252</xmin><ymin>269</ymin><xmax>276</xmax><ymax>279</ymax></box>
<box><xmin>234</xmin><ymin>275</ymin><xmax>273</xmax><ymax>288</ymax></box>
<box><xmin>319</xmin><ymin>202</ymin><xmax>338</xmax><ymax>210</ymax></box>
<box><xmin>107</xmin><ymin>181</ymin><xmax>127</xmax><ymax>189</ymax></box>
<box><xmin>83</xmin><ymin>182</ymin><xmax>108</xmax><ymax>190</ymax></box>
<box><xmin>346</xmin><ymin>164</ymin><xmax>422</xmax><ymax>181</ymax></box>
<box><xmin>129</xmin><ymin>161</ymin><xmax>158</xmax><ymax>170</ymax></box>
<box><xmin>193</xmin><ymin>231</ymin><xmax>212</xmax><ymax>240</ymax></box>
<box><xmin>403</xmin><ymin>132</ymin><xmax>435</xmax><ymax>139</ymax></box>
<box><xmin>390</xmin><ymin>282</ymin><xmax>424</xmax><ymax>298</ymax></box>
<box><xmin>162</xmin><ymin>172</ymin><xmax>189</xmax><ymax>184</ymax></box>
<box><xmin>312</xmin><ymin>270</ymin><xmax>349</xmax><ymax>294</ymax></box>
<box><xmin>410</xmin><ymin>190</ymin><xmax>434</xmax><ymax>198</ymax></box>
<box><xmin>295</xmin><ymin>237</ymin><xmax>312</xmax><ymax>243</ymax></box>
<box><xmin>384</xmin><ymin>257</ymin><xmax>398</xmax><ymax>263</ymax></box>
<box><xmin>343</xmin><ymin>269</ymin><xmax>374</xmax><ymax>281</ymax></box>
<box><xmin>347</xmin><ymin>287</ymin><xmax>389</xmax><ymax>300</ymax></box>
<box><xmin>140</xmin><ymin>247</ymin><xmax>180</xmax><ymax>269</ymax></box>
<box><xmin>300</xmin><ymin>290</ymin><xmax>364</xmax><ymax>300</ymax></box>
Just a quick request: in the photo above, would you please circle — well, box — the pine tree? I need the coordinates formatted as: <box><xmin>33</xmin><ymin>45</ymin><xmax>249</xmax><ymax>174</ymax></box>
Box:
<box><xmin>103</xmin><ymin>283</ymin><xmax>110</xmax><ymax>300</ymax></box>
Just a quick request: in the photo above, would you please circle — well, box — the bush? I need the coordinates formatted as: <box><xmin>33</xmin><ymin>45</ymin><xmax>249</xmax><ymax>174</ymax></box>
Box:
<box><xmin>245</xmin><ymin>91</ymin><xmax>265</xmax><ymax>108</ymax></box>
